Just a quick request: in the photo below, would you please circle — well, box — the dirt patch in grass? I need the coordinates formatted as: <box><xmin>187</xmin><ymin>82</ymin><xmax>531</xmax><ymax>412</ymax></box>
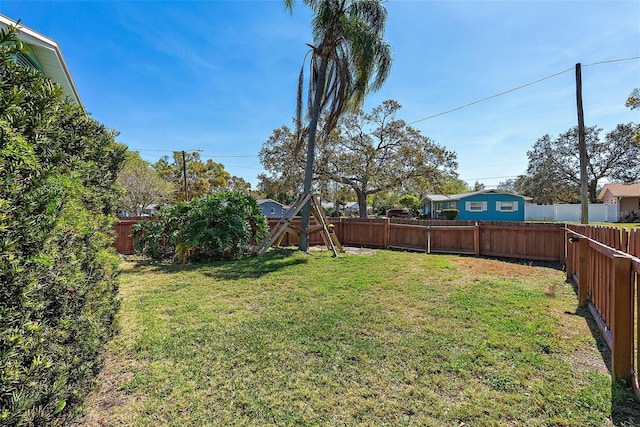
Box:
<box><xmin>71</xmin><ymin>353</ymin><xmax>140</xmax><ymax>426</ymax></box>
<box><xmin>308</xmin><ymin>245</ymin><xmax>376</xmax><ymax>255</ymax></box>
<box><xmin>451</xmin><ymin>256</ymin><xmax>561</xmax><ymax>279</ymax></box>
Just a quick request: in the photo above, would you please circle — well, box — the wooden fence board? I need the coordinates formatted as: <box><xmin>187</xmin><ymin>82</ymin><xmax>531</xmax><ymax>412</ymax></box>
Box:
<box><xmin>429</xmin><ymin>226</ymin><xmax>476</xmax><ymax>254</ymax></box>
<box><xmin>114</xmin><ymin>217</ymin><xmax>567</xmax><ymax>262</ymax></box>
<box><xmin>113</xmin><ymin>217</ymin><xmax>149</xmax><ymax>255</ymax></box>
<box><xmin>630</xmin><ymin>229</ymin><xmax>640</xmax><ymax>258</ymax></box>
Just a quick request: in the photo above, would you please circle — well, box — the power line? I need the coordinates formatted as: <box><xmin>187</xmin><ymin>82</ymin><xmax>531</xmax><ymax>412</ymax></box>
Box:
<box><xmin>128</xmin><ymin>148</ymin><xmax>258</xmax><ymax>158</ymax></box>
<box><xmin>200</xmin><ymin>154</ymin><xmax>259</xmax><ymax>158</ymax></box>
<box><xmin>407</xmin><ymin>67</ymin><xmax>574</xmax><ymax>125</ymax></box>
<box><xmin>583</xmin><ymin>56</ymin><xmax>640</xmax><ymax>67</ymax></box>
<box><xmin>407</xmin><ymin>55</ymin><xmax>640</xmax><ymax>126</ymax></box>
<box><xmin>460</xmin><ymin>175</ymin><xmax>521</xmax><ymax>182</ymax></box>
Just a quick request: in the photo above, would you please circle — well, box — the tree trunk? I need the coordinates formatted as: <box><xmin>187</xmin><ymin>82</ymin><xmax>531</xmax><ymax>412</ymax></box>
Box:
<box><xmin>357</xmin><ymin>190</ymin><xmax>368</xmax><ymax>219</ymax></box>
<box><xmin>588</xmin><ymin>179</ymin><xmax>599</xmax><ymax>204</ymax></box>
<box><xmin>299</xmin><ymin>56</ymin><xmax>329</xmax><ymax>252</ymax></box>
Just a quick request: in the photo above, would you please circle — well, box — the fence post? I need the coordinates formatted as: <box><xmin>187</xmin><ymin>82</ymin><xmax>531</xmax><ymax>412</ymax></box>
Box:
<box><xmin>566</xmin><ymin>230</ymin><xmax>573</xmax><ymax>282</ymax></box>
<box><xmin>474</xmin><ymin>223</ymin><xmax>480</xmax><ymax>256</ymax></box>
<box><xmin>578</xmin><ymin>238</ymin><xmax>588</xmax><ymax>307</ymax></box>
<box><xmin>384</xmin><ymin>218</ymin><xmax>389</xmax><ymax>249</ymax></box>
<box><xmin>611</xmin><ymin>255</ymin><xmax>633</xmax><ymax>382</ymax></box>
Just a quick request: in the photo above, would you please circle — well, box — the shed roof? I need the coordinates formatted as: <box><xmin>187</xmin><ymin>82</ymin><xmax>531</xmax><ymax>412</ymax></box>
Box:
<box><xmin>0</xmin><ymin>14</ymin><xmax>83</xmax><ymax>107</ymax></box>
<box><xmin>598</xmin><ymin>183</ymin><xmax>640</xmax><ymax>199</ymax></box>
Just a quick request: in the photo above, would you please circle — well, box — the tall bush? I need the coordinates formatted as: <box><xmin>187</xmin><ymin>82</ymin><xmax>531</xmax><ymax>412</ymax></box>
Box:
<box><xmin>0</xmin><ymin>27</ymin><xmax>125</xmax><ymax>425</ymax></box>
<box><xmin>132</xmin><ymin>191</ymin><xmax>269</xmax><ymax>262</ymax></box>
<box><xmin>442</xmin><ymin>209</ymin><xmax>459</xmax><ymax>220</ymax></box>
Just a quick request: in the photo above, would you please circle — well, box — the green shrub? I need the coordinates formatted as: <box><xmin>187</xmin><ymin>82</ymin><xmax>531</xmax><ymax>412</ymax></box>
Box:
<box><xmin>132</xmin><ymin>191</ymin><xmax>269</xmax><ymax>262</ymax></box>
<box><xmin>442</xmin><ymin>209</ymin><xmax>459</xmax><ymax>220</ymax></box>
<box><xmin>0</xmin><ymin>27</ymin><xmax>125</xmax><ymax>426</ymax></box>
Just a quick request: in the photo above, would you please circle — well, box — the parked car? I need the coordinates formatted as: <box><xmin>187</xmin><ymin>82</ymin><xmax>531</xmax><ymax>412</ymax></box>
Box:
<box><xmin>386</xmin><ymin>208</ymin><xmax>410</xmax><ymax>218</ymax></box>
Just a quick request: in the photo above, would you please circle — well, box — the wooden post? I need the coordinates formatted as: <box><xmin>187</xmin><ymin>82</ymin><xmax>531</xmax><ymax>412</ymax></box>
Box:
<box><xmin>384</xmin><ymin>218</ymin><xmax>390</xmax><ymax>249</ymax></box>
<box><xmin>474</xmin><ymin>223</ymin><xmax>480</xmax><ymax>256</ymax></box>
<box><xmin>576</xmin><ymin>63</ymin><xmax>589</xmax><ymax>224</ymax></box>
<box><xmin>578</xmin><ymin>238</ymin><xmax>589</xmax><ymax>307</ymax></box>
<box><xmin>611</xmin><ymin>255</ymin><xmax>633</xmax><ymax>382</ymax></box>
<box><xmin>566</xmin><ymin>231</ymin><xmax>574</xmax><ymax>282</ymax></box>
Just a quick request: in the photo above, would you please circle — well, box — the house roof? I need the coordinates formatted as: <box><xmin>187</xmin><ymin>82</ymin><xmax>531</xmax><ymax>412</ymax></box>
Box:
<box><xmin>598</xmin><ymin>183</ymin><xmax>640</xmax><ymax>199</ymax></box>
<box><xmin>0</xmin><ymin>14</ymin><xmax>83</xmax><ymax>107</ymax></box>
<box><xmin>257</xmin><ymin>198</ymin><xmax>286</xmax><ymax>208</ymax></box>
<box><xmin>423</xmin><ymin>189</ymin><xmax>525</xmax><ymax>203</ymax></box>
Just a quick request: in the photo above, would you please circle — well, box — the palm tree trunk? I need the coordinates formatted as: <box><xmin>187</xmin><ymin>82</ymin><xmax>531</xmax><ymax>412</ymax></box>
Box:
<box><xmin>299</xmin><ymin>55</ymin><xmax>329</xmax><ymax>252</ymax></box>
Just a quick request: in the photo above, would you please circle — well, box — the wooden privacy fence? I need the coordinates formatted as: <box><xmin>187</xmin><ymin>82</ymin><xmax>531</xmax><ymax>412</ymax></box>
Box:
<box><xmin>115</xmin><ymin>217</ymin><xmax>565</xmax><ymax>261</ymax></box>
<box><xmin>113</xmin><ymin>217</ymin><xmax>149</xmax><ymax>255</ymax></box>
<box><xmin>267</xmin><ymin>218</ymin><xmax>565</xmax><ymax>262</ymax></box>
<box><xmin>566</xmin><ymin>224</ymin><xmax>640</xmax><ymax>400</ymax></box>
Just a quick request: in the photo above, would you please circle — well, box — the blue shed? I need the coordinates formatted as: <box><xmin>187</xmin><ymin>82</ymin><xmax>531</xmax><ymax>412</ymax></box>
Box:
<box><xmin>257</xmin><ymin>199</ymin><xmax>288</xmax><ymax>219</ymax></box>
<box><xmin>423</xmin><ymin>190</ymin><xmax>526</xmax><ymax>221</ymax></box>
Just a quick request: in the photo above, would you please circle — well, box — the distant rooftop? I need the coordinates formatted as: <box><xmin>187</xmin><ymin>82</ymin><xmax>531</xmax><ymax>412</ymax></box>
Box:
<box><xmin>599</xmin><ymin>182</ymin><xmax>640</xmax><ymax>199</ymax></box>
<box><xmin>0</xmin><ymin>14</ymin><xmax>83</xmax><ymax>108</ymax></box>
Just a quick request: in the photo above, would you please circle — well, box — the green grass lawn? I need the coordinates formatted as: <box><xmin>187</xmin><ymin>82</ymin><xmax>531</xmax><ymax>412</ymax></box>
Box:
<box><xmin>79</xmin><ymin>250</ymin><xmax>639</xmax><ymax>426</ymax></box>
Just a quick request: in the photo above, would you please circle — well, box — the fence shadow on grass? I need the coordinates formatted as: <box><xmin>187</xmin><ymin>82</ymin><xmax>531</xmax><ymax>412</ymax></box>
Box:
<box><xmin>569</xmin><ymin>304</ymin><xmax>640</xmax><ymax>426</ymax></box>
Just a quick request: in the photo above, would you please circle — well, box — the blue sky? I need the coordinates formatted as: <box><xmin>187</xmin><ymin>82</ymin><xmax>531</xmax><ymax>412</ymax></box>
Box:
<box><xmin>1</xmin><ymin>0</ymin><xmax>638</xmax><ymax>190</ymax></box>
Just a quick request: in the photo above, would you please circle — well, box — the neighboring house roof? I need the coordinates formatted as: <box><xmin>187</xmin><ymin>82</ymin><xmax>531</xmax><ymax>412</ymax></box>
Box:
<box><xmin>598</xmin><ymin>183</ymin><xmax>640</xmax><ymax>200</ymax></box>
<box><xmin>423</xmin><ymin>189</ymin><xmax>525</xmax><ymax>203</ymax></box>
<box><xmin>257</xmin><ymin>199</ymin><xmax>286</xmax><ymax>208</ymax></box>
<box><xmin>0</xmin><ymin>14</ymin><xmax>83</xmax><ymax>107</ymax></box>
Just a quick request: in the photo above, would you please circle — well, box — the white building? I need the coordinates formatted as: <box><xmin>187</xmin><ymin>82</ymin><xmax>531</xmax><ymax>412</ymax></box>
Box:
<box><xmin>1</xmin><ymin>14</ymin><xmax>82</xmax><ymax>107</ymax></box>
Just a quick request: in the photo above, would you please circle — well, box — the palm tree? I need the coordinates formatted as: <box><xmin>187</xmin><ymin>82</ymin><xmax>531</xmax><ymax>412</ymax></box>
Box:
<box><xmin>283</xmin><ymin>0</ymin><xmax>392</xmax><ymax>251</ymax></box>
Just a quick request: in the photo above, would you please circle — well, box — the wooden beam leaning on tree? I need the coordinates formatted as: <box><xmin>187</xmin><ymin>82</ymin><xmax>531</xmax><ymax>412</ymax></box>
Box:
<box><xmin>258</xmin><ymin>193</ymin><xmax>343</xmax><ymax>257</ymax></box>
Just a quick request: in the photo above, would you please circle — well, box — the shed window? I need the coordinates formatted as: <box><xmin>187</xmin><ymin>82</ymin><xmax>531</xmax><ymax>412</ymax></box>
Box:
<box><xmin>465</xmin><ymin>201</ymin><xmax>487</xmax><ymax>212</ymax></box>
<box><xmin>270</xmin><ymin>207</ymin><xmax>276</xmax><ymax>215</ymax></box>
<box><xmin>496</xmin><ymin>201</ymin><xmax>518</xmax><ymax>212</ymax></box>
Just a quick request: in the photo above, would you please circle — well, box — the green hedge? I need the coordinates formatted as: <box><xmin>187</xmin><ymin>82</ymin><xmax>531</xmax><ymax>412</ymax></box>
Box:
<box><xmin>0</xmin><ymin>27</ymin><xmax>125</xmax><ymax>425</ymax></box>
<box><xmin>132</xmin><ymin>191</ymin><xmax>269</xmax><ymax>263</ymax></box>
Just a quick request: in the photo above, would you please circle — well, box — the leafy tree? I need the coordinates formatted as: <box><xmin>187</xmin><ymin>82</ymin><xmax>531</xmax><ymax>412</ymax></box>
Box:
<box><xmin>132</xmin><ymin>191</ymin><xmax>268</xmax><ymax>262</ymax></box>
<box><xmin>626</xmin><ymin>88</ymin><xmax>640</xmax><ymax>110</ymax></box>
<box><xmin>257</xmin><ymin>125</ymin><xmax>305</xmax><ymax>203</ymax></box>
<box><xmin>318</xmin><ymin>100</ymin><xmax>457</xmax><ymax>217</ymax></box>
<box><xmin>154</xmin><ymin>151</ymin><xmax>231</xmax><ymax>201</ymax></box>
<box><xmin>625</xmin><ymin>88</ymin><xmax>640</xmax><ymax>143</ymax></box>
<box><xmin>260</xmin><ymin>101</ymin><xmax>457</xmax><ymax>218</ymax></box>
<box><xmin>283</xmin><ymin>0</ymin><xmax>392</xmax><ymax>250</ymax></box>
<box><xmin>496</xmin><ymin>178</ymin><xmax>518</xmax><ymax>194</ymax></box>
<box><xmin>471</xmin><ymin>181</ymin><xmax>486</xmax><ymax>192</ymax></box>
<box><xmin>521</xmin><ymin>124</ymin><xmax>640</xmax><ymax>204</ymax></box>
<box><xmin>401</xmin><ymin>172</ymin><xmax>468</xmax><ymax>200</ymax></box>
<box><xmin>0</xmin><ymin>26</ymin><xmax>125</xmax><ymax>426</ymax></box>
<box><xmin>225</xmin><ymin>175</ymin><xmax>252</xmax><ymax>193</ymax></box>
<box><xmin>117</xmin><ymin>151</ymin><xmax>172</xmax><ymax>215</ymax></box>
<box><xmin>398</xmin><ymin>194</ymin><xmax>420</xmax><ymax>213</ymax></box>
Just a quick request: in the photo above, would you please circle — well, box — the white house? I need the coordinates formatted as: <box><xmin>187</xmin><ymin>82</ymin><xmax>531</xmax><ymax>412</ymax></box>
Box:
<box><xmin>0</xmin><ymin>14</ymin><xmax>82</xmax><ymax>107</ymax></box>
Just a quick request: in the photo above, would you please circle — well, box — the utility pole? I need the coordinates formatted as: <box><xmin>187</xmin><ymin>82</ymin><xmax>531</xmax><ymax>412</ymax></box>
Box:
<box><xmin>576</xmin><ymin>63</ymin><xmax>588</xmax><ymax>224</ymax></box>
<box><xmin>182</xmin><ymin>150</ymin><xmax>188</xmax><ymax>201</ymax></box>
